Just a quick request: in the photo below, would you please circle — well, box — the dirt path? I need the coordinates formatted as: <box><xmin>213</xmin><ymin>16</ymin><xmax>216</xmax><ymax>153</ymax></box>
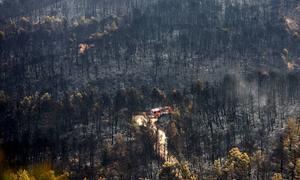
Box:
<box><xmin>132</xmin><ymin>114</ymin><xmax>178</xmax><ymax>163</ymax></box>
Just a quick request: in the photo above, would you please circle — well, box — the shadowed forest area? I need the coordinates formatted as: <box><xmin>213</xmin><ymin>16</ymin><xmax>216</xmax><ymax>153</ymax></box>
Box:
<box><xmin>1</xmin><ymin>0</ymin><xmax>300</xmax><ymax>179</ymax></box>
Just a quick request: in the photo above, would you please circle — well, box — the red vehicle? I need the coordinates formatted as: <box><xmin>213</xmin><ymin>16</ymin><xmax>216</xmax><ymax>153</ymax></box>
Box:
<box><xmin>149</xmin><ymin>106</ymin><xmax>173</xmax><ymax>118</ymax></box>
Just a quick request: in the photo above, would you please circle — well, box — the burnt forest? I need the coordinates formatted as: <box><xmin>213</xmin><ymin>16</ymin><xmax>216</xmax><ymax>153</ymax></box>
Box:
<box><xmin>1</xmin><ymin>0</ymin><xmax>300</xmax><ymax>179</ymax></box>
